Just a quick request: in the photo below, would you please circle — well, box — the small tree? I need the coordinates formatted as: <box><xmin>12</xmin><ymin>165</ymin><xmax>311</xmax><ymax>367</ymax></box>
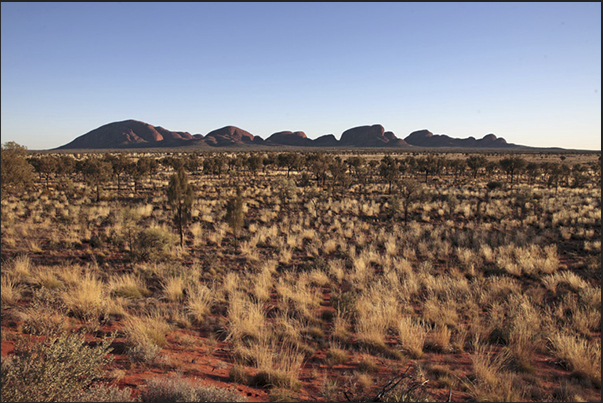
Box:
<box><xmin>395</xmin><ymin>179</ymin><xmax>424</xmax><ymax>225</ymax></box>
<box><xmin>329</xmin><ymin>157</ymin><xmax>350</xmax><ymax>195</ymax></box>
<box><xmin>1</xmin><ymin>141</ymin><xmax>35</xmax><ymax>199</ymax></box>
<box><xmin>30</xmin><ymin>155</ymin><xmax>58</xmax><ymax>190</ymax></box>
<box><xmin>499</xmin><ymin>156</ymin><xmax>527</xmax><ymax>185</ymax></box>
<box><xmin>277</xmin><ymin>152</ymin><xmax>303</xmax><ymax>177</ymax></box>
<box><xmin>224</xmin><ymin>186</ymin><xmax>245</xmax><ymax>252</ymax></box>
<box><xmin>129</xmin><ymin>156</ymin><xmax>157</xmax><ymax>194</ymax></box>
<box><xmin>167</xmin><ymin>168</ymin><xmax>194</xmax><ymax>249</ymax></box>
<box><xmin>379</xmin><ymin>156</ymin><xmax>399</xmax><ymax>194</ymax></box>
<box><xmin>82</xmin><ymin>157</ymin><xmax>113</xmax><ymax>202</ymax></box>
<box><xmin>104</xmin><ymin>153</ymin><xmax>131</xmax><ymax>194</ymax></box>
<box><xmin>247</xmin><ymin>153</ymin><xmax>264</xmax><ymax>176</ymax></box>
<box><xmin>466</xmin><ymin>155</ymin><xmax>488</xmax><ymax>179</ymax></box>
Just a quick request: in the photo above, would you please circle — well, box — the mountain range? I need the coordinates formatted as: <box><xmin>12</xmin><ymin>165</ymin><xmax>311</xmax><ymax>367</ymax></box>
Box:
<box><xmin>55</xmin><ymin>119</ymin><xmax>521</xmax><ymax>150</ymax></box>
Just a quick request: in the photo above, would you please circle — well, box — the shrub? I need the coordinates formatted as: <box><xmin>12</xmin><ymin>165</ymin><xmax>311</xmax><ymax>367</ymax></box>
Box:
<box><xmin>1</xmin><ymin>331</ymin><xmax>115</xmax><ymax>402</ymax></box>
<box><xmin>140</xmin><ymin>374</ymin><xmax>246</xmax><ymax>402</ymax></box>
<box><xmin>134</xmin><ymin>226</ymin><xmax>178</xmax><ymax>262</ymax></box>
<box><xmin>78</xmin><ymin>384</ymin><xmax>135</xmax><ymax>402</ymax></box>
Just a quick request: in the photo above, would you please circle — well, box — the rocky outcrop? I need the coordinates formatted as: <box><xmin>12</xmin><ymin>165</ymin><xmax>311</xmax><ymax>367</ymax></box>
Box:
<box><xmin>310</xmin><ymin>134</ymin><xmax>339</xmax><ymax>147</ymax></box>
<box><xmin>404</xmin><ymin>130</ymin><xmax>512</xmax><ymax>148</ymax></box>
<box><xmin>204</xmin><ymin>126</ymin><xmax>264</xmax><ymax>146</ymax></box>
<box><xmin>266</xmin><ymin>131</ymin><xmax>310</xmax><ymax>146</ymax></box>
<box><xmin>56</xmin><ymin>119</ymin><xmax>195</xmax><ymax>149</ymax></box>
<box><xmin>55</xmin><ymin>119</ymin><xmax>523</xmax><ymax>150</ymax></box>
<box><xmin>339</xmin><ymin>125</ymin><xmax>409</xmax><ymax>147</ymax></box>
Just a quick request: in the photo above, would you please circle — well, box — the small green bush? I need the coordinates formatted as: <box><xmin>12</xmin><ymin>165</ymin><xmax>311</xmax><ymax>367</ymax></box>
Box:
<box><xmin>1</xmin><ymin>331</ymin><xmax>116</xmax><ymax>402</ymax></box>
<box><xmin>134</xmin><ymin>227</ymin><xmax>178</xmax><ymax>262</ymax></box>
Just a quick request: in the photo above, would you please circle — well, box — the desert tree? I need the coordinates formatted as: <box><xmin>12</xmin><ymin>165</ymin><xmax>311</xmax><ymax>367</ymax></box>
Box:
<box><xmin>448</xmin><ymin>158</ymin><xmax>467</xmax><ymax>183</ymax></box>
<box><xmin>185</xmin><ymin>153</ymin><xmax>202</xmax><ymax>174</ymax></box>
<box><xmin>1</xmin><ymin>141</ymin><xmax>35</xmax><ymax>199</ymax></box>
<box><xmin>275</xmin><ymin>176</ymin><xmax>298</xmax><ymax>213</ymax></box>
<box><xmin>167</xmin><ymin>167</ymin><xmax>194</xmax><ymax>249</ymax></box>
<box><xmin>57</xmin><ymin>155</ymin><xmax>76</xmax><ymax>178</ymax></box>
<box><xmin>104</xmin><ymin>153</ymin><xmax>131</xmax><ymax>194</ymax></box>
<box><xmin>307</xmin><ymin>153</ymin><xmax>331</xmax><ymax>187</ymax></box>
<box><xmin>224</xmin><ymin>186</ymin><xmax>245</xmax><ymax>252</ymax></box>
<box><xmin>203</xmin><ymin>154</ymin><xmax>227</xmax><ymax>178</ymax></box>
<box><xmin>499</xmin><ymin>156</ymin><xmax>527</xmax><ymax>185</ymax></box>
<box><xmin>466</xmin><ymin>155</ymin><xmax>488</xmax><ymax>179</ymax></box>
<box><xmin>277</xmin><ymin>152</ymin><xmax>303</xmax><ymax>177</ymax></box>
<box><xmin>228</xmin><ymin>154</ymin><xmax>246</xmax><ymax>174</ymax></box>
<box><xmin>82</xmin><ymin>156</ymin><xmax>113</xmax><ymax>202</ymax></box>
<box><xmin>525</xmin><ymin>162</ymin><xmax>542</xmax><ymax>186</ymax></box>
<box><xmin>162</xmin><ymin>154</ymin><xmax>186</xmax><ymax>172</ymax></box>
<box><xmin>55</xmin><ymin>155</ymin><xmax>77</xmax><ymax>198</ymax></box>
<box><xmin>394</xmin><ymin>179</ymin><xmax>424</xmax><ymax>225</ymax></box>
<box><xmin>379</xmin><ymin>156</ymin><xmax>399</xmax><ymax>194</ymax></box>
<box><xmin>347</xmin><ymin>156</ymin><xmax>369</xmax><ymax>186</ymax></box>
<box><xmin>246</xmin><ymin>153</ymin><xmax>264</xmax><ymax>176</ymax></box>
<box><xmin>415</xmin><ymin>155</ymin><xmax>439</xmax><ymax>183</ymax></box>
<box><xmin>329</xmin><ymin>157</ymin><xmax>350</xmax><ymax>195</ymax></box>
<box><xmin>305</xmin><ymin>185</ymin><xmax>328</xmax><ymax>214</ymax></box>
<box><xmin>29</xmin><ymin>154</ymin><xmax>58</xmax><ymax>190</ymax></box>
<box><xmin>513</xmin><ymin>187</ymin><xmax>537</xmax><ymax>223</ymax></box>
<box><xmin>262</xmin><ymin>153</ymin><xmax>275</xmax><ymax>173</ymax></box>
<box><xmin>571</xmin><ymin>163</ymin><xmax>589</xmax><ymax>188</ymax></box>
<box><xmin>128</xmin><ymin>156</ymin><xmax>157</xmax><ymax>194</ymax></box>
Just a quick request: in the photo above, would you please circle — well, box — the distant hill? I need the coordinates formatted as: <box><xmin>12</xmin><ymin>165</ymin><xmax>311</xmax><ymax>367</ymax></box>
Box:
<box><xmin>55</xmin><ymin>120</ymin><xmax>197</xmax><ymax>149</ymax></box>
<box><xmin>404</xmin><ymin>129</ymin><xmax>516</xmax><ymax>148</ymax></box>
<box><xmin>55</xmin><ymin>119</ymin><xmax>525</xmax><ymax>150</ymax></box>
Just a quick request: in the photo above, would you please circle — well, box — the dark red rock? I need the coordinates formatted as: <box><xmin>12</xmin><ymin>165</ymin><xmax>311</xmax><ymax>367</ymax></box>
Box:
<box><xmin>266</xmin><ymin>131</ymin><xmax>310</xmax><ymax>146</ymax></box>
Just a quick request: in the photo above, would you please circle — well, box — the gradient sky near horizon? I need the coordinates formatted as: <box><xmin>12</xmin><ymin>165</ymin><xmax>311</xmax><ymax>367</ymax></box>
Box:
<box><xmin>1</xmin><ymin>2</ymin><xmax>601</xmax><ymax>150</ymax></box>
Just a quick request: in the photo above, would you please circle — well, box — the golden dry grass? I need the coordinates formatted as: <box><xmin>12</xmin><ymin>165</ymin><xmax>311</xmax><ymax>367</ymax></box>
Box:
<box><xmin>1</xmin><ymin>150</ymin><xmax>600</xmax><ymax>402</ymax></box>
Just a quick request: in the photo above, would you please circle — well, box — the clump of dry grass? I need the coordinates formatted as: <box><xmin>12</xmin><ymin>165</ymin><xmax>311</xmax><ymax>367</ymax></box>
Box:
<box><xmin>61</xmin><ymin>271</ymin><xmax>106</xmax><ymax>320</ymax></box>
<box><xmin>354</xmin><ymin>285</ymin><xmax>400</xmax><ymax>354</ymax></box>
<box><xmin>1</xmin><ymin>275</ymin><xmax>23</xmax><ymax>305</ymax></box>
<box><xmin>325</xmin><ymin>344</ymin><xmax>349</xmax><ymax>366</ymax></box>
<box><xmin>428</xmin><ymin>324</ymin><xmax>452</xmax><ymax>353</ymax></box>
<box><xmin>186</xmin><ymin>283</ymin><xmax>214</xmax><ymax>325</ymax></box>
<box><xmin>548</xmin><ymin>331</ymin><xmax>601</xmax><ymax>388</ymax></box>
<box><xmin>162</xmin><ymin>276</ymin><xmax>186</xmax><ymax>302</ymax></box>
<box><xmin>468</xmin><ymin>341</ymin><xmax>527</xmax><ymax>402</ymax></box>
<box><xmin>123</xmin><ymin>312</ymin><xmax>172</xmax><ymax>364</ymax></box>
<box><xmin>397</xmin><ymin>316</ymin><xmax>428</xmax><ymax>358</ymax></box>
<box><xmin>226</xmin><ymin>291</ymin><xmax>267</xmax><ymax>344</ymax></box>
<box><xmin>5</xmin><ymin>255</ymin><xmax>33</xmax><ymax>282</ymax></box>
<box><xmin>108</xmin><ymin>273</ymin><xmax>151</xmax><ymax>299</ymax></box>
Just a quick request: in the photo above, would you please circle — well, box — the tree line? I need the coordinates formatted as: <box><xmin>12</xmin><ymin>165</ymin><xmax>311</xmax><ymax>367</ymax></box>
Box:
<box><xmin>2</xmin><ymin>143</ymin><xmax>600</xmax><ymax>202</ymax></box>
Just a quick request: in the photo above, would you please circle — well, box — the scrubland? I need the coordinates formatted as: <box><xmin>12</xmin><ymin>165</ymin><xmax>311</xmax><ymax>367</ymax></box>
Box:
<box><xmin>1</xmin><ymin>150</ymin><xmax>600</xmax><ymax>402</ymax></box>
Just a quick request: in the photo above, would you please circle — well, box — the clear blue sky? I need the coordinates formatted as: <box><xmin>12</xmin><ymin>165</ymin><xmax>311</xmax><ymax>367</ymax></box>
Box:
<box><xmin>2</xmin><ymin>2</ymin><xmax>601</xmax><ymax>150</ymax></box>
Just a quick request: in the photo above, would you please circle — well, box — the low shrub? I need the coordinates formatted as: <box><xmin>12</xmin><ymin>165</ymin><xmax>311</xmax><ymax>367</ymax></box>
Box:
<box><xmin>134</xmin><ymin>226</ymin><xmax>178</xmax><ymax>262</ymax></box>
<box><xmin>140</xmin><ymin>374</ymin><xmax>246</xmax><ymax>402</ymax></box>
<box><xmin>1</xmin><ymin>331</ymin><xmax>115</xmax><ymax>402</ymax></box>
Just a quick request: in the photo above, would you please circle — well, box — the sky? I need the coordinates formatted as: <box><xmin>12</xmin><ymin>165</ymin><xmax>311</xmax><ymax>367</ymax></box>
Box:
<box><xmin>1</xmin><ymin>2</ymin><xmax>601</xmax><ymax>151</ymax></box>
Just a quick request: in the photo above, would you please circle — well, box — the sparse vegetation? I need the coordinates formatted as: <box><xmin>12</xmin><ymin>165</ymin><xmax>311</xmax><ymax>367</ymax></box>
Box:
<box><xmin>1</xmin><ymin>149</ymin><xmax>600</xmax><ymax>402</ymax></box>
